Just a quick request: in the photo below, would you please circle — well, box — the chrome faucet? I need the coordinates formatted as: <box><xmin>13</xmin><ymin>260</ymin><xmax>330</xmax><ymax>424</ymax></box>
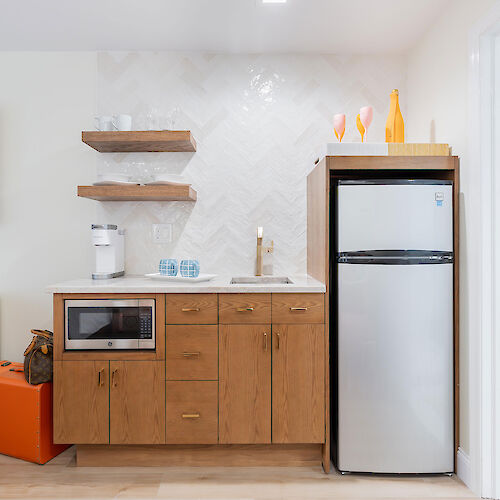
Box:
<box><xmin>256</xmin><ymin>227</ymin><xmax>263</xmax><ymax>276</ymax></box>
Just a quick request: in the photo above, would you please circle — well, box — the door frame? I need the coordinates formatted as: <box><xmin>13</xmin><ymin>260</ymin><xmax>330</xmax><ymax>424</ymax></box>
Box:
<box><xmin>468</xmin><ymin>4</ymin><xmax>500</xmax><ymax>498</ymax></box>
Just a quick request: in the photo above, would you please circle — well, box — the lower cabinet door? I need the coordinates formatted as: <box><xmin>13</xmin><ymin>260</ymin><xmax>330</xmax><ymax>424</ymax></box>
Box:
<box><xmin>166</xmin><ymin>381</ymin><xmax>218</xmax><ymax>444</ymax></box>
<box><xmin>110</xmin><ymin>361</ymin><xmax>165</xmax><ymax>444</ymax></box>
<box><xmin>272</xmin><ymin>324</ymin><xmax>325</xmax><ymax>443</ymax></box>
<box><xmin>219</xmin><ymin>324</ymin><xmax>271</xmax><ymax>444</ymax></box>
<box><xmin>53</xmin><ymin>361</ymin><xmax>109</xmax><ymax>444</ymax></box>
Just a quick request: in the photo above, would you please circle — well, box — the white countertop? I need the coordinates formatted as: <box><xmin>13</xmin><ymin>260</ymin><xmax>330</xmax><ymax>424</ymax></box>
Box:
<box><xmin>46</xmin><ymin>275</ymin><xmax>326</xmax><ymax>294</ymax></box>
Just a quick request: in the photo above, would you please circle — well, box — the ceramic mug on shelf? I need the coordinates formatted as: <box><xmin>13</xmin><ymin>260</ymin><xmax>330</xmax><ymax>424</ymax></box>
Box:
<box><xmin>95</xmin><ymin>115</ymin><xmax>113</xmax><ymax>131</ymax></box>
<box><xmin>179</xmin><ymin>259</ymin><xmax>200</xmax><ymax>278</ymax></box>
<box><xmin>112</xmin><ymin>114</ymin><xmax>132</xmax><ymax>131</ymax></box>
<box><xmin>159</xmin><ymin>259</ymin><xmax>178</xmax><ymax>276</ymax></box>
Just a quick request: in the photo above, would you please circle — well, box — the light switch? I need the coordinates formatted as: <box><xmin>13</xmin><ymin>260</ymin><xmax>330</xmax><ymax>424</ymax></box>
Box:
<box><xmin>152</xmin><ymin>224</ymin><xmax>172</xmax><ymax>244</ymax></box>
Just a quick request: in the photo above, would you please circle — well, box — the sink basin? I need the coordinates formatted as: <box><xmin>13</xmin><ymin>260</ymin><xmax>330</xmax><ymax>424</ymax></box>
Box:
<box><xmin>230</xmin><ymin>276</ymin><xmax>294</xmax><ymax>285</ymax></box>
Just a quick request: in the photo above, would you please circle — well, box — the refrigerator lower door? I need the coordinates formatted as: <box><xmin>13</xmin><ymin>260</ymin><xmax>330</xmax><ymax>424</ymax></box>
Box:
<box><xmin>337</xmin><ymin>262</ymin><xmax>454</xmax><ymax>473</ymax></box>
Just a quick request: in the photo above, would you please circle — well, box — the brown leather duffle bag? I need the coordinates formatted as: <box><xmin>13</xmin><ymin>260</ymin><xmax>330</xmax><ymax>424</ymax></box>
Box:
<box><xmin>23</xmin><ymin>330</ymin><xmax>53</xmax><ymax>385</ymax></box>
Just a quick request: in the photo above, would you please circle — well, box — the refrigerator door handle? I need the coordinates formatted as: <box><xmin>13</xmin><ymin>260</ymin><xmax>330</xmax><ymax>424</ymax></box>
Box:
<box><xmin>337</xmin><ymin>250</ymin><xmax>454</xmax><ymax>265</ymax></box>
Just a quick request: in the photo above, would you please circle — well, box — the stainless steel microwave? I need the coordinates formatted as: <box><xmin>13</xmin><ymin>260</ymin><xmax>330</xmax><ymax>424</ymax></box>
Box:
<box><xmin>64</xmin><ymin>299</ymin><xmax>155</xmax><ymax>350</ymax></box>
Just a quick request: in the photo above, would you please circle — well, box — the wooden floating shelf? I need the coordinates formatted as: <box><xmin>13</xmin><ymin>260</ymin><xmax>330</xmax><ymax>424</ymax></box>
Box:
<box><xmin>82</xmin><ymin>130</ymin><xmax>197</xmax><ymax>153</ymax></box>
<box><xmin>78</xmin><ymin>184</ymin><xmax>197</xmax><ymax>202</ymax></box>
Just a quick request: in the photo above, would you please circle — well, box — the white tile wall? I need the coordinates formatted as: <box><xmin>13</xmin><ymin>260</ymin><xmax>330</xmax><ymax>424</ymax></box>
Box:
<box><xmin>94</xmin><ymin>52</ymin><xmax>406</xmax><ymax>276</ymax></box>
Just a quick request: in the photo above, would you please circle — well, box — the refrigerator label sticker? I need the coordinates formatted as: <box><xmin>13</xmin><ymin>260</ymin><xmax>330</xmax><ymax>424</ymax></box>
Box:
<box><xmin>435</xmin><ymin>192</ymin><xmax>444</xmax><ymax>206</ymax></box>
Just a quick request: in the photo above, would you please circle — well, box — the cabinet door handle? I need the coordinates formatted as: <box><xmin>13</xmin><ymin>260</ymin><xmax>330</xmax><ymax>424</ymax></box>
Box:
<box><xmin>182</xmin><ymin>308</ymin><xmax>200</xmax><ymax>312</ymax></box>
<box><xmin>237</xmin><ymin>307</ymin><xmax>254</xmax><ymax>312</ymax></box>
<box><xmin>263</xmin><ymin>332</ymin><xmax>268</xmax><ymax>351</ymax></box>
<box><xmin>182</xmin><ymin>413</ymin><xmax>200</xmax><ymax>419</ymax></box>
<box><xmin>97</xmin><ymin>368</ymin><xmax>105</xmax><ymax>387</ymax></box>
<box><xmin>290</xmin><ymin>307</ymin><xmax>308</xmax><ymax>311</ymax></box>
<box><xmin>112</xmin><ymin>369</ymin><xmax>118</xmax><ymax>387</ymax></box>
<box><xmin>183</xmin><ymin>352</ymin><xmax>200</xmax><ymax>358</ymax></box>
<box><xmin>276</xmin><ymin>332</ymin><xmax>280</xmax><ymax>350</ymax></box>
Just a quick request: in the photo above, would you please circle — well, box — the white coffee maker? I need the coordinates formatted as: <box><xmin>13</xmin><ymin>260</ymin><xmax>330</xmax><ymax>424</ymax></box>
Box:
<box><xmin>91</xmin><ymin>224</ymin><xmax>125</xmax><ymax>279</ymax></box>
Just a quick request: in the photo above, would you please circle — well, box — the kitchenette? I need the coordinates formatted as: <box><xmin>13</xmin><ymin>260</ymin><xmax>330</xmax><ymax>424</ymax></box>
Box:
<box><xmin>46</xmin><ymin>143</ymin><xmax>458</xmax><ymax>474</ymax></box>
<box><xmin>48</xmin><ymin>275</ymin><xmax>328</xmax><ymax>468</ymax></box>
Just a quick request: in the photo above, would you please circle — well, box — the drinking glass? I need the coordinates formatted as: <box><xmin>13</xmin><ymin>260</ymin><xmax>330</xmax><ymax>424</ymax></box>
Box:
<box><xmin>359</xmin><ymin>106</ymin><xmax>373</xmax><ymax>142</ymax></box>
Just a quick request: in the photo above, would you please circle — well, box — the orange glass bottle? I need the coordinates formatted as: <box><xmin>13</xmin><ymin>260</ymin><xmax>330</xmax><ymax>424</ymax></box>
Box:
<box><xmin>385</xmin><ymin>89</ymin><xmax>404</xmax><ymax>143</ymax></box>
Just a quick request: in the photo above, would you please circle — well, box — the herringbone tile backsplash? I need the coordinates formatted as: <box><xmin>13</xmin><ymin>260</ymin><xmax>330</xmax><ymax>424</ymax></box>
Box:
<box><xmin>93</xmin><ymin>52</ymin><xmax>406</xmax><ymax>276</ymax></box>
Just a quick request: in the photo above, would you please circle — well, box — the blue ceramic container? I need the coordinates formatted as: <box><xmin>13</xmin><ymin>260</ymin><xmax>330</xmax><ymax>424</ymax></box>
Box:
<box><xmin>159</xmin><ymin>259</ymin><xmax>178</xmax><ymax>276</ymax></box>
<box><xmin>179</xmin><ymin>259</ymin><xmax>200</xmax><ymax>278</ymax></box>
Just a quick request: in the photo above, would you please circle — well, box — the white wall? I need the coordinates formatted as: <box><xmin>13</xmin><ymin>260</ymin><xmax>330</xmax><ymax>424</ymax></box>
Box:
<box><xmin>406</xmin><ymin>0</ymin><xmax>497</xmax><ymax>456</ymax></box>
<box><xmin>0</xmin><ymin>52</ymin><xmax>97</xmax><ymax>361</ymax></box>
<box><xmin>94</xmin><ymin>52</ymin><xmax>406</xmax><ymax>276</ymax></box>
<box><xmin>0</xmin><ymin>51</ymin><xmax>406</xmax><ymax>362</ymax></box>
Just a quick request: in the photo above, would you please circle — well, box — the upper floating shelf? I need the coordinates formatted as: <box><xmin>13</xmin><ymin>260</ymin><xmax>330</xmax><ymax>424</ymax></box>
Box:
<box><xmin>81</xmin><ymin>130</ymin><xmax>197</xmax><ymax>153</ymax></box>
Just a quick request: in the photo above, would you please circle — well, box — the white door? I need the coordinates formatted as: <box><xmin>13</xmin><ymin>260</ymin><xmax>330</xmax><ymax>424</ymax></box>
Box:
<box><xmin>337</xmin><ymin>182</ymin><xmax>453</xmax><ymax>252</ymax></box>
<box><xmin>337</xmin><ymin>262</ymin><xmax>454</xmax><ymax>473</ymax></box>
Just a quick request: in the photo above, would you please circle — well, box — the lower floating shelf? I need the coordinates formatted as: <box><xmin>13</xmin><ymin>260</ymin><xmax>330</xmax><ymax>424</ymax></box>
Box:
<box><xmin>77</xmin><ymin>185</ymin><xmax>197</xmax><ymax>202</ymax></box>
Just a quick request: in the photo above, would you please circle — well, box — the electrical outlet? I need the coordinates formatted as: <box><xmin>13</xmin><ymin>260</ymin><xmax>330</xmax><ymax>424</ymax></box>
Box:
<box><xmin>152</xmin><ymin>224</ymin><xmax>172</xmax><ymax>244</ymax></box>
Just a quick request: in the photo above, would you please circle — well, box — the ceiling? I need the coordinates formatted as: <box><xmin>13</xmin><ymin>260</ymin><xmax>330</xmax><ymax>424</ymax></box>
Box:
<box><xmin>0</xmin><ymin>0</ymin><xmax>449</xmax><ymax>53</ymax></box>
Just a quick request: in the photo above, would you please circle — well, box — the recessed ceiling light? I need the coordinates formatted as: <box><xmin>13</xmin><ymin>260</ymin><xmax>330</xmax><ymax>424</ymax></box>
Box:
<box><xmin>262</xmin><ymin>0</ymin><xmax>287</xmax><ymax>3</ymax></box>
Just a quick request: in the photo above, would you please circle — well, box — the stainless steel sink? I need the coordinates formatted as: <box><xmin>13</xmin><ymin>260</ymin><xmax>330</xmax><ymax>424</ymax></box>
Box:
<box><xmin>230</xmin><ymin>276</ymin><xmax>294</xmax><ymax>285</ymax></box>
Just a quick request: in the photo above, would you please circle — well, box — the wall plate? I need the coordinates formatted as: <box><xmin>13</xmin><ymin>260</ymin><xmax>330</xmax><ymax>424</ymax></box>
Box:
<box><xmin>152</xmin><ymin>223</ymin><xmax>172</xmax><ymax>244</ymax></box>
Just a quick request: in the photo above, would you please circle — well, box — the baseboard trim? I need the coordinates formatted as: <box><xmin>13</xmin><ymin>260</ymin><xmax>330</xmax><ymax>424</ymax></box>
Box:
<box><xmin>76</xmin><ymin>444</ymin><xmax>323</xmax><ymax>467</ymax></box>
<box><xmin>457</xmin><ymin>447</ymin><xmax>471</xmax><ymax>489</ymax></box>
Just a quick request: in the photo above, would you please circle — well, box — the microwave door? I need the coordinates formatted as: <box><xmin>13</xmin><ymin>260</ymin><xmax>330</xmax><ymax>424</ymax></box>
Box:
<box><xmin>65</xmin><ymin>299</ymin><xmax>146</xmax><ymax>350</ymax></box>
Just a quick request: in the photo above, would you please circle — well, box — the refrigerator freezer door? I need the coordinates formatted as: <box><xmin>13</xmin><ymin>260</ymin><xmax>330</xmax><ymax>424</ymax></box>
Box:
<box><xmin>337</xmin><ymin>184</ymin><xmax>453</xmax><ymax>252</ymax></box>
<box><xmin>337</xmin><ymin>263</ymin><xmax>454</xmax><ymax>473</ymax></box>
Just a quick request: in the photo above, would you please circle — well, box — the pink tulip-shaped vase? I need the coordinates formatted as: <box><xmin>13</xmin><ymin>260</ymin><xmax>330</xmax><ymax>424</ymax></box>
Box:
<box><xmin>359</xmin><ymin>106</ymin><xmax>373</xmax><ymax>142</ymax></box>
<box><xmin>333</xmin><ymin>113</ymin><xmax>346</xmax><ymax>142</ymax></box>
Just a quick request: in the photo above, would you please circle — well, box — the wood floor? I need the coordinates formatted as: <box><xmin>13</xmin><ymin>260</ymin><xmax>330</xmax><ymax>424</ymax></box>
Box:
<box><xmin>0</xmin><ymin>447</ymin><xmax>476</xmax><ymax>499</ymax></box>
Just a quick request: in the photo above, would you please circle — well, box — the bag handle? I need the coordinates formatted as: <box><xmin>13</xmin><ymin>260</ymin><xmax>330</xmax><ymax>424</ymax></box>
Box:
<box><xmin>24</xmin><ymin>330</ymin><xmax>53</xmax><ymax>356</ymax></box>
<box><xmin>31</xmin><ymin>329</ymin><xmax>53</xmax><ymax>339</ymax></box>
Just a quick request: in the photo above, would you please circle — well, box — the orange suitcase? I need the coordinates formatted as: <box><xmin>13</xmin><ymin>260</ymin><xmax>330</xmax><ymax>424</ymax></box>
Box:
<box><xmin>0</xmin><ymin>361</ymin><xmax>69</xmax><ymax>464</ymax></box>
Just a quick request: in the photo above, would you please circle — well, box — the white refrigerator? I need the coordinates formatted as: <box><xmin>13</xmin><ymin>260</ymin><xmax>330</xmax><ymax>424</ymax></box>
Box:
<box><xmin>336</xmin><ymin>179</ymin><xmax>454</xmax><ymax>474</ymax></box>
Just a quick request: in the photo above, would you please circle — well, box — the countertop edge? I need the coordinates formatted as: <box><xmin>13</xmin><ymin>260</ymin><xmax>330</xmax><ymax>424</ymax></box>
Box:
<box><xmin>46</xmin><ymin>275</ymin><xmax>326</xmax><ymax>294</ymax></box>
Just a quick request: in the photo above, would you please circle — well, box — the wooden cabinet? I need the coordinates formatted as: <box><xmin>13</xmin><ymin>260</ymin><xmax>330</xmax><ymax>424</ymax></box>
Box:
<box><xmin>219</xmin><ymin>293</ymin><xmax>271</xmax><ymax>324</ymax></box>
<box><xmin>110</xmin><ymin>361</ymin><xmax>165</xmax><ymax>444</ymax></box>
<box><xmin>53</xmin><ymin>361</ymin><xmax>109</xmax><ymax>444</ymax></box>
<box><xmin>219</xmin><ymin>324</ymin><xmax>272</xmax><ymax>443</ymax></box>
<box><xmin>272</xmin><ymin>293</ymin><xmax>324</xmax><ymax>324</ymax></box>
<box><xmin>54</xmin><ymin>360</ymin><xmax>165</xmax><ymax>445</ymax></box>
<box><xmin>166</xmin><ymin>381</ymin><xmax>218</xmax><ymax>444</ymax></box>
<box><xmin>53</xmin><ymin>292</ymin><xmax>326</xmax><ymax>466</ymax></box>
<box><xmin>272</xmin><ymin>324</ymin><xmax>325</xmax><ymax>443</ymax></box>
<box><xmin>166</xmin><ymin>325</ymin><xmax>218</xmax><ymax>380</ymax></box>
<box><xmin>166</xmin><ymin>294</ymin><xmax>218</xmax><ymax>324</ymax></box>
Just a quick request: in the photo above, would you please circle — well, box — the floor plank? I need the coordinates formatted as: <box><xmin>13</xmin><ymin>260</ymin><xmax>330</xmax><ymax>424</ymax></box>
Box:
<box><xmin>0</xmin><ymin>447</ymin><xmax>476</xmax><ymax>499</ymax></box>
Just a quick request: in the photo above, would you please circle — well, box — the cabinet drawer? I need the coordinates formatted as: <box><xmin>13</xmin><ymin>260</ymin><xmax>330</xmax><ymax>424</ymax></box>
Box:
<box><xmin>219</xmin><ymin>294</ymin><xmax>271</xmax><ymax>324</ymax></box>
<box><xmin>272</xmin><ymin>293</ymin><xmax>324</xmax><ymax>323</ymax></box>
<box><xmin>166</xmin><ymin>381</ymin><xmax>218</xmax><ymax>444</ymax></box>
<box><xmin>166</xmin><ymin>325</ymin><xmax>218</xmax><ymax>380</ymax></box>
<box><xmin>166</xmin><ymin>294</ymin><xmax>218</xmax><ymax>324</ymax></box>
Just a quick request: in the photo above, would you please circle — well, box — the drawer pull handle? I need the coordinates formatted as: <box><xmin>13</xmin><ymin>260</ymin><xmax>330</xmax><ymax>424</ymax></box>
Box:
<box><xmin>183</xmin><ymin>352</ymin><xmax>200</xmax><ymax>358</ymax></box>
<box><xmin>290</xmin><ymin>307</ymin><xmax>308</xmax><ymax>311</ymax></box>
<box><xmin>276</xmin><ymin>332</ymin><xmax>280</xmax><ymax>350</ymax></box>
<box><xmin>111</xmin><ymin>369</ymin><xmax>118</xmax><ymax>387</ymax></box>
<box><xmin>237</xmin><ymin>307</ymin><xmax>254</xmax><ymax>312</ymax></box>
<box><xmin>182</xmin><ymin>308</ymin><xmax>200</xmax><ymax>312</ymax></box>
<box><xmin>263</xmin><ymin>332</ymin><xmax>268</xmax><ymax>351</ymax></box>
<box><xmin>182</xmin><ymin>413</ymin><xmax>200</xmax><ymax>419</ymax></box>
